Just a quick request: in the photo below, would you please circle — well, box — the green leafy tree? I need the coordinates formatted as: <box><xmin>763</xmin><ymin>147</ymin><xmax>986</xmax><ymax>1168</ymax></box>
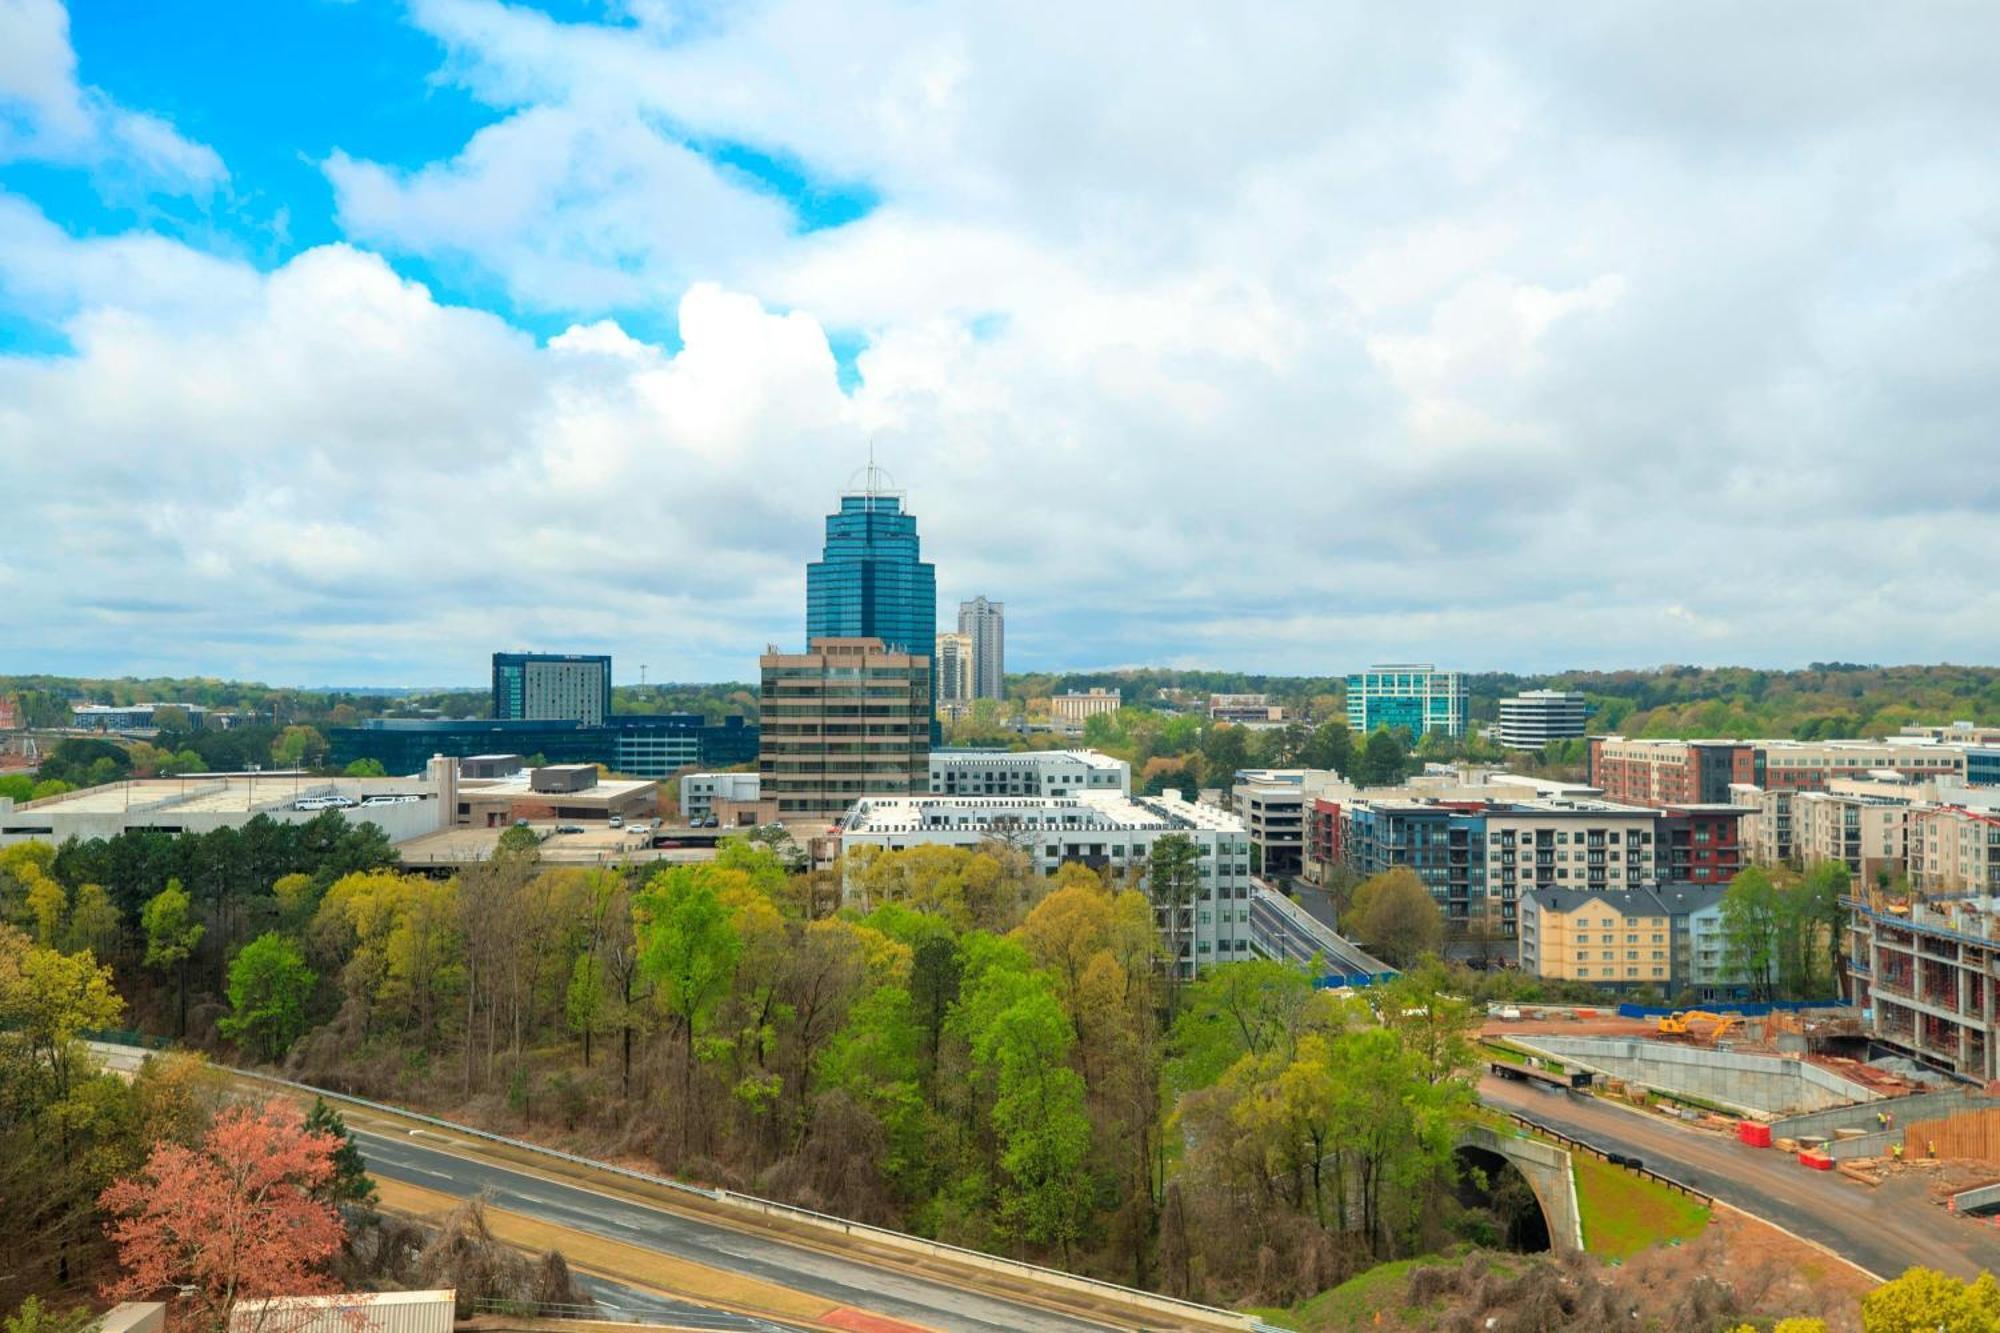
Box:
<box><xmin>636</xmin><ymin>867</ymin><xmax>743</xmax><ymax>1157</ymax></box>
<box><xmin>142</xmin><ymin>880</ymin><xmax>205</xmax><ymax>1037</ymax></box>
<box><xmin>1722</xmin><ymin>867</ymin><xmax>1782</xmax><ymax>1001</ymax></box>
<box><xmin>219</xmin><ymin>932</ymin><xmax>317</xmax><ymax>1061</ymax></box>
<box><xmin>1801</xmin><ymin>860</ymin><xmax>1852</xmax><ymax>998</ymax></box>
<box><xmin>1859</xmin><ymin>1266</ymin><xmax>2000</xmax><ymax>1331</ymax></box>
<box><xmin>63</xmin><ymin>882</ymin><xmax>120</xmax><ymax>960</ymax></box>
<box><xmin>3</xmin><ymin>1297</ymin><xmax>95</xmax><ymax>1333</ymax></box>
<box><xmin>1300</xmin><ymin>720</ymin><xmax>1356</xmax><ymax>775</ymax></box>
<box><xmin>1355</xmin><ymin>728</ymin><xmax>1409</xmax><ymax>786</ymax></box>
<box><xmin>1348</xmin><ymin>867</ymin><xmax>1444</xmax><ymax>966</ymax></box>
<box><xmin>342</xmin><ymin>758</ymin><xmax>387</xmax><ymax>778</ymax></box>
<box><xmin>271</xmin><ymin>725</ymin><xmax>328</xmax><ymax>769</ymax></box>
<box><xmin>566</xmin><ymin>954</ymin><xmax>608</xmax><ymax>1067</ymax></box>
<box><xmin>972</xmin><ymin>980</ymin><xmax>1093</xmax><ymax>1262</ymax></box>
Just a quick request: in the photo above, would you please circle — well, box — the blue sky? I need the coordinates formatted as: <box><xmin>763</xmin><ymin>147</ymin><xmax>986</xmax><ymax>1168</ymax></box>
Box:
<box><xmin>1</xmin><ymin>0</ymin><xmax>1997</xmax><ymax>686</ymax></box>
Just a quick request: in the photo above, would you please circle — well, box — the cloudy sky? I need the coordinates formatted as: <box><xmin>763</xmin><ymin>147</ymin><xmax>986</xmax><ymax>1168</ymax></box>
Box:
<box><xmin>2</xmin><ymin>1</ymin><xmax>1996</xmax><ymax>687</ymax></box>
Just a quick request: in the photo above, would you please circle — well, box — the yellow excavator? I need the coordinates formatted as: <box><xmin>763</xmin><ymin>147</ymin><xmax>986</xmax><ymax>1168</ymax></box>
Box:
<box><xmin>1656</xmin><ymin>1010</ymin><xmax>1740</xmax><ymax>1043</ymax></box>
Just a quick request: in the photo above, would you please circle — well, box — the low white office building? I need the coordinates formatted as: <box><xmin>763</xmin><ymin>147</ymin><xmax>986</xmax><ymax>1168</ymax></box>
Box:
<box><xmin>1494</xmin><ymin>690</ymin><xmax>1590</xmax><ymax>750</ymax></box>
<box><xmin>929</xmin><ymin>748</ymin><xmax>1131</xmax><ymax>798</ymax></box>
<box><xmin>0</xmin><ymin>760</ymin><xmax>456</xmax><ymax>847</ymax></box>
<box><xmin>840</xmin><ymin>790</ymin><xmax>1251</xmax><ymax>974</ymax></box>
<box><xmin>680</xmin><ymin>771</ymin><xmax>762</xmax><ymax>822</ymax></box>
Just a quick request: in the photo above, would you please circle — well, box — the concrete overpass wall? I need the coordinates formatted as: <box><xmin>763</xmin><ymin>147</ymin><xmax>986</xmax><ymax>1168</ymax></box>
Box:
<box><xmin>1514</xmin><ymin>1037</ymin><xmax>1873</xmax><ymax>1115</ymax></box>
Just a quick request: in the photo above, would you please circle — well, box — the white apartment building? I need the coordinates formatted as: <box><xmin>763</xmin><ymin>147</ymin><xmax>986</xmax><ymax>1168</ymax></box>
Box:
<box><xmin>930</xmin><ymin>748</ymin><xmax>1130</xmax><ymax>798</ymax></box>
<box><xmin>1907</xmin><ymin>805</ymin><xmax>2000</xmax><ymax>896</ymax></box>
<box><xmin>1494</xmin><ymin>690</ymin><xmax>1589</xmax><ymax>750</ymax></box>
<box><xmin>679</xmin><ymin>771</ymin><xmax>762</xmax><ymax>823</ymax></box>
<box><xmin>840</xmin><ymin>790</ymin><xmax>1252</xmax><ymax>974</ymax></box>
<box><xmin>1791</xmin><ymin>789</ymin><xmax>1910</xmax><ymax>883</ymax></box>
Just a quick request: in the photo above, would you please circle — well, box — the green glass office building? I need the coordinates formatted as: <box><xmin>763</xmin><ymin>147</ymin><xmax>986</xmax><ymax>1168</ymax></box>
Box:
<box><xmin>1345</xmin><ymin>663</ymin><xmax>1468</xmax><ymax>739</ymax></box>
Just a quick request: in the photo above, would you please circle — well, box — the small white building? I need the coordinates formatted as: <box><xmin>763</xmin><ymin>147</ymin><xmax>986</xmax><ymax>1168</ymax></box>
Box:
<box><xmin>840</xmin><ymin>789</ymin><xmax>1250</xmax><ymax>974</ymax></box>
<box><xmin>680</xmin><ymin>771</ymin><xmax>762</xmax><ymax>822</ymax></box>
<box><xmin>0</xmin><ymin>758</ymin><xmax>457</xmax><ymax>848</ymax></box>
<box><xmin>929</xmin><ymin>748</ymin><xmax>1130</xmax><ymax>798</ymax></box>
<box><xmin>230</xmin><ymin>1290</ymin><xmax>455</xmax><ymax>1333</ymax></box>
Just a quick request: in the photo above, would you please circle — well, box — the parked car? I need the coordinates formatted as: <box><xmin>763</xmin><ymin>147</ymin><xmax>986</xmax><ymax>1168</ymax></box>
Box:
<box><xmin>608</xmin><ymin>814</ymin><xmax>624</xmax><ymax>827</ymax></box>
<box><xmin>554</xmin><ymin>824</ymin><xmax>586</xmax><ymax>834</ymax></box>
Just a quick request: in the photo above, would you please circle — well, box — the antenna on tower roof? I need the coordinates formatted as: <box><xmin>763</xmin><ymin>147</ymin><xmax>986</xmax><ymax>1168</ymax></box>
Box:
<box><xmin>847</xmin><ymin>436</ymin><xmax>903</xmax><ymax>498</ymax></box>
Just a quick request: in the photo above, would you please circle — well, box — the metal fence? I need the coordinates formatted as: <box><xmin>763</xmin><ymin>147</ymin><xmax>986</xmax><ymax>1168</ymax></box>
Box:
<box><xmin>1499</xmin><ymin>1110</ymin><xmax>1715</xmax><ymax>1207</ymax></box>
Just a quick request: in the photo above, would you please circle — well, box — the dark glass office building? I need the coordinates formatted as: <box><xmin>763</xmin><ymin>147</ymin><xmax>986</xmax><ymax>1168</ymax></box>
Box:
<box><xmin>806</xmin><ymin>488</ymin><xmax>935</xmax><ymax>664</ymax></box>
<box><xmin>329</xmin><ymin>715</ymin><xmax>756</xmax><ymax>779</ymax></box>
<box><xmin>492</xmin><ymin>652</ymin><xmax>613</xmax><ymax>726</ymax></box>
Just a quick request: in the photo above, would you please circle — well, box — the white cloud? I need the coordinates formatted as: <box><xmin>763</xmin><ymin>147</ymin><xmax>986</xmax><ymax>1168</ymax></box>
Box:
<box><xmin>0</xmin><ymin>0</ymin><xmax>225</xmax><ymax>193</ymax></box>
<box><xmin>6</xmin><ymin>2</ymin><xmax>2000</xmax><ymax>680</ymax></box>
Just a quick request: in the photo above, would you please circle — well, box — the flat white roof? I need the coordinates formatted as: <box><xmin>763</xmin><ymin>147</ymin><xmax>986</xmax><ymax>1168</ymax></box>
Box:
<box><xmin>930</xmin><ymin>748</ymin><xmax>1127</xmax><ymax>769</ymax></box>
<box><xmin>12</xmin><ymin>775</ymin><xmax>431</xmax><ymax>816</ymax></box>
<box><xmin>844</xmin><ymin>790</ymin><xmax>1242</xmax><ymax>835</ymax></box>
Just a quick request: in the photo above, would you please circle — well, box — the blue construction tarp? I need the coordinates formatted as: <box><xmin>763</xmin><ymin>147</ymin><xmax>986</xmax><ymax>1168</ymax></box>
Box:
<box><xmin>1613</xmin><ymin>999</ymin><xmax>1843</xmax><ymax>1019</ymax></box>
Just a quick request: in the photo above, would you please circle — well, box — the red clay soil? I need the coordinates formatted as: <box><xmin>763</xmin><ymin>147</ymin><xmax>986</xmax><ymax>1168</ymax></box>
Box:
<box><xmin>1706</xmin><ymin>1206</ymin><xmax>1876</xmax><ymax>1332</ymax></box>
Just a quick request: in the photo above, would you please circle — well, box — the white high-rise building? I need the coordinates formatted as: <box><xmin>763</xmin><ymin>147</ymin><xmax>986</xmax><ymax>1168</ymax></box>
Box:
<box><xmin>958</xmin><ymin>597</ymin><xmax>1005</xmax><ymax>700</ymax></box>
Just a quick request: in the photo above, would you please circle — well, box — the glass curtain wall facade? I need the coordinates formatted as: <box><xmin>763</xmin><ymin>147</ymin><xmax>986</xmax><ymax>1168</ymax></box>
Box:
<box><xmin>806</xmin><ymin>492</ymin><xmax>936</xmax><ymax>713</ymax></box>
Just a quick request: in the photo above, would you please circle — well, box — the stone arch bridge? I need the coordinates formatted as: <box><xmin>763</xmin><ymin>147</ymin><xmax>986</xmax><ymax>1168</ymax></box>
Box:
<box><xmin>1457</xmin><ymin>1122</ymin><xmax>1583</xmax><ymax>1253</ymax></box>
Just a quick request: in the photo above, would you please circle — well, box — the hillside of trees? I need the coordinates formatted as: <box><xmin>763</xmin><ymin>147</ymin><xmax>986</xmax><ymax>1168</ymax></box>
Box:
<box><xmin>1</xmin><ymin>823</ymin><xmax>1505</xmax><ymax>1307</ymax></box>
<box><xmin>9</xmin><ymin>663</ymin><xmax>1994</xmax><ymax>743</ymax></box>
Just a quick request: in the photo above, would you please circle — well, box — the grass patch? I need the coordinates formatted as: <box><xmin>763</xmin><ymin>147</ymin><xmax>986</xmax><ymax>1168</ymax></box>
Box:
<box><xmin>1571</xmin><ymin>1153</ymin><xmax>1710</xmax><ymax>1260</ymax></box>
<box><xmin>1266</xmin><ymin>1252</ymin><xmax>1535</xmax><ymax>1333</ymax></box>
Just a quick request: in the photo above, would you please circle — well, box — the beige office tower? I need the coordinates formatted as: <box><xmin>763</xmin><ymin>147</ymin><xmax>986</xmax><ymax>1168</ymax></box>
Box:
<box><xmin>934</xmin><ymin>631</ymin><xmax>975</xmax><ymax>708</ymax></box>
<box><xmin>759</xmin><ymin>637</ymin><xmax>931</xmax><ymax>821</ymax></box>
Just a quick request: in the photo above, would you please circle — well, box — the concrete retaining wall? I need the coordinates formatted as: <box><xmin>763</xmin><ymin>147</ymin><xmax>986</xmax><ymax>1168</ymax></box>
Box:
<box><xmin>1952</xmin><ymin>1182</ymin><xmax>2000</xmax><ymax>1214</ymax></box>
<box><xmin>1514</xmin><ymin>1037</ymin><xmax>1873</xmax><ymax>1116</ymax></box>
<box><xmin>1821</xmin><ymin>1128</ymin><xmax>1903</xmax><ymax>1161</ymax></box>
<box><xmin>1771</xmin><ymin>1087</ymin><xmax>1991</xmax><ymax>1141</ymax></box>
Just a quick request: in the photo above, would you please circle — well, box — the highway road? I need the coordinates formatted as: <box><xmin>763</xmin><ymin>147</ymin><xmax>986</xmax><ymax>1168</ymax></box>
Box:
<box><xmin>356</xmin><ymin>1127</ymin><xmax>1120</xmax><ymax>1333</ymax></box>
<box><xmin>1246</xmin><ymin>882</ymin><xmax>1389</xmax><ymax>980</ymax></box>
<box><xmin>568</xmin><ymin>1274</ymin><xmax>805</xmax><ymax>1332</ymax></box>
<box><xmin>1482</xmin><ymin>1076</ymin><xmax>2000</xmax><ymax>1281</ymax></box>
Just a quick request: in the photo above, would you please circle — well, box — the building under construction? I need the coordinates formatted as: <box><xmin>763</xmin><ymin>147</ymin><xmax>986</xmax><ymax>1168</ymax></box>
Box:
<box><xmin>1848</xmin><ymin>892</ymin><xmax>2000</xmax><ymax>1082</ymax></box>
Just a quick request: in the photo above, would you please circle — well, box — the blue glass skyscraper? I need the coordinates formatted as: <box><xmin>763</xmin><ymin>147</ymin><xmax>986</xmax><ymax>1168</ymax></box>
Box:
<box><xmin>806</xmin><ymin>469</ymin><xmax>936</xmax><ymax>660</ymax></box>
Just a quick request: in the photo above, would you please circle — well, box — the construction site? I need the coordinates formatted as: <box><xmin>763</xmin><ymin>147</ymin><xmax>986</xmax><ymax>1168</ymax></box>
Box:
<box><xmin>1487</xmin><ymin>1002</ymin><xmax>2000</xmax><ymax>1234</ymax></box>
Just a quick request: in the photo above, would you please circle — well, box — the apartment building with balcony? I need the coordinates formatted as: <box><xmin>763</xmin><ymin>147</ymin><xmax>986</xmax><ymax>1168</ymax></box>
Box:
<box><xmin>1791</xmin><ymin>789</ymin><xmax>1909</xmax><ymax>884</ymax></box>
<box><xmin>929</xmin><ymin>748</ymin><xmax>1130</xmax><ymax>798</ymax></box>
<box><xmin>1588</xmin><ymin>738</ymin><xmax>1754</xmax><ymax>806</ymax></box>
<box><xmin>839</xmin><ymin>789</ymin><xmax>1252</xmax><ymax>975</ymax></box>
<box><xmin>1908</xmin><ymin>806</ymin><xmax>2000</xmax><ymax>896</ymax></box>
